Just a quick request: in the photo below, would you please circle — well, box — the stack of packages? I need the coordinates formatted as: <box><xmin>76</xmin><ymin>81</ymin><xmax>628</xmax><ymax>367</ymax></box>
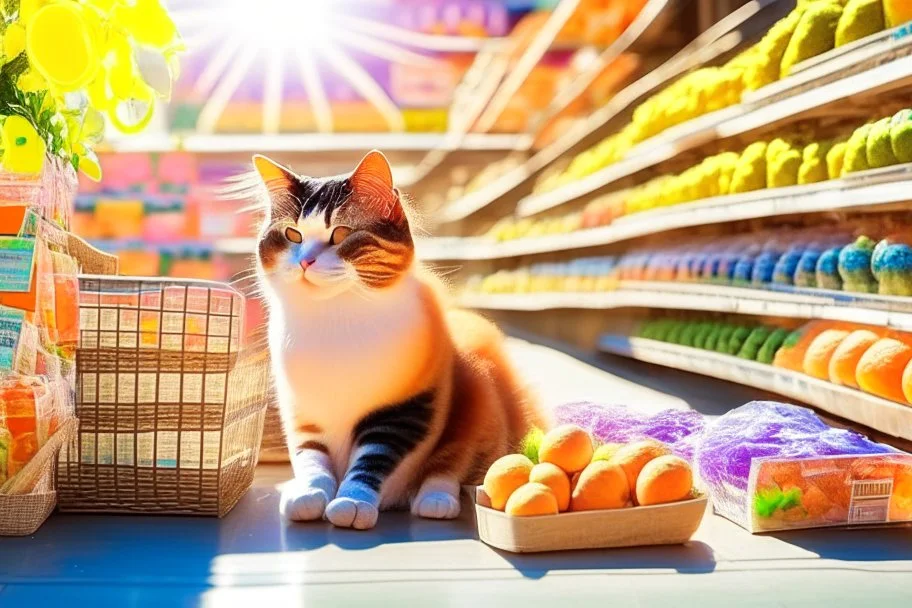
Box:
<box><xmin>0</xmin><ymin>0</ymin><xmax>181</xmax><ymax>534</ymax></box>
<box><xmin>0</xmin><ymin>158</ymin><xmax>82</xmax><ymax>534</ymax></box>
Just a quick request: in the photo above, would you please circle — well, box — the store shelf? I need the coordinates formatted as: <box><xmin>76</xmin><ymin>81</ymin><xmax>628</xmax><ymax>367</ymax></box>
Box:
<box><xmin>459</xmin><ymin>280</ymin><xmax>912</xmax><ymax>331</ymax></box>
<box><xmin>437</xmin><ymin>22</ymin><xmax>912</xmax><ymax>223</ymax></box>
<box><xmin>598</xmin><ymin>335</ymin><xmax>912</xmax><ymax>441</ymax></box>
<box><xmin>421</xmin><ymin>164</ymin><xmax>912</xmax><ymax>261</ymax></box>
<box><xmin>100</xmin><ymin>132</ymin><xmax>531</xmax><ymax>155</ymax></box>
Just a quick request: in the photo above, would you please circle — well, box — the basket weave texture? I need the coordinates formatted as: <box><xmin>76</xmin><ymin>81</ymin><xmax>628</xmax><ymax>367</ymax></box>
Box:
<box><xmin>58</xmin><ymin>276</ymin><xmax>269</xmax><ymax>516</ymax></box>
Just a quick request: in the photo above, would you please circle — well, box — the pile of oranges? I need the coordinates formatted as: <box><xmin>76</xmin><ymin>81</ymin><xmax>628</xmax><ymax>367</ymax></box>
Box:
<box><xmin>482</xmin><ymin>424</ymin><xmax>696</xmax><ymax>517</ymax></box>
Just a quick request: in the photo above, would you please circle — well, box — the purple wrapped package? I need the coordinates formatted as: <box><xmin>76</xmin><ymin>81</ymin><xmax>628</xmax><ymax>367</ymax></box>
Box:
<box><xmin>695</xmin><ymin>401</ymin><xmax>908</xmax><ymax>532</ymax></box>
<box><xmin>554</xmin><ymin>402</ymin><xmax>705</xmax><ymax>461</ymax></box>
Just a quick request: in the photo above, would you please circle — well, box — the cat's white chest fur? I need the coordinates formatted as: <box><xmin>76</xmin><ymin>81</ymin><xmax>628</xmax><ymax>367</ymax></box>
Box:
<box><xmin>267</xmin><ymin>276</ymin><xmax>430</xmax><ymax>452</ymax></box>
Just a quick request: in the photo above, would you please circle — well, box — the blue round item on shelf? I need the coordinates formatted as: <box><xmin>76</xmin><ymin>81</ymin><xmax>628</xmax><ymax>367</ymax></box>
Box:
<box><xmin>872</xmin><ymin>238</ymin><xmax>912</xmax><ymax>296</ymax></box>
<box><xmin>837</xmin><ymin>236</ymin><xmax>879</xmax><ymax>294</ymax></box>
<box><xmin>752</xmin><ymin>248</ymin><xmax>784</xmax><ymax>286</ymax></box>
<box><xmin>794</xmin><ymin>244</ymin><xmax>823</xmax><ymax>288</ymax></box>
<box><xmin>816</xmin><ymin>245</ymin><xmax>844</xmax><ymax>290</ymax></box>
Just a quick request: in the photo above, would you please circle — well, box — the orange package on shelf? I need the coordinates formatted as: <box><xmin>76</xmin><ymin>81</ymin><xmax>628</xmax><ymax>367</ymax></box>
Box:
<box><xmin>94</xmin><ymin>199</ymin><xmax>144</xmax><ymax>239</ymax></box>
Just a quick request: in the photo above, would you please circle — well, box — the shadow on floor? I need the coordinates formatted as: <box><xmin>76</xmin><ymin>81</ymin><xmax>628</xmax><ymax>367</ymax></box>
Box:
<box><xmin>495</xmin><ymin>540</ymin><xmax>717</xmax><ymax>580</ymax></box>
<box><xmin>768</xmin><ymin>525</ymin><xmax>912</xmax><ymax>562</ymax></box>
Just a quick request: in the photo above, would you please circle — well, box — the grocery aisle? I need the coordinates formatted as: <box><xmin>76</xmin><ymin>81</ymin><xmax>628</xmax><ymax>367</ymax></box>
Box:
<box><xmin>1</xmin><ymin>338</ymin><xmax>909</xmax><ymax>605</ymax></box>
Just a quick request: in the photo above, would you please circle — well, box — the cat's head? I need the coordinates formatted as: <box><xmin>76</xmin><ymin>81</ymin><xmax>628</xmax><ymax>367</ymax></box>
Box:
<box><xmin>252</xmin><ymin>150</ymin><xmax>414</xmax><ymax>299</ymax></box>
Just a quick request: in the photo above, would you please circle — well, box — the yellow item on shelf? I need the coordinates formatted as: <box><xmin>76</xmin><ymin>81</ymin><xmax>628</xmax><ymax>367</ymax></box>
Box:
<box><xmin>891</xmin><ymin>109</ymin><xmax>912</xmax><ymax>163</ymax></box>
<box><xmin>842</xmin><ymin>123</ymin><xmax>874</xmax><ymax>174</ymax></box>
<box><xmin>867</xmin><ymin>116</ymin><xmax>898</xmax><ymax>168</ymax></box>
<box><xmin>826</xmin><ymin>140</ymin><xmax>848</xmax><ymax>178</ymax></box>
<box><xmin>798</xmin><ymin>141</ymin><xmax>832</xmax><ymax>184</ymax></box>
<box><xmin>835</xmin><ymin>0</ymin><xmax>885</xmax><ymax>47</ymax></box>
<box><xmin>780</xmin><ymin>2</ymin><xmax>843</xmax><ymax>78</ymax></box>
<box><xmin>730</xmin><ymin>141</ymin><xmax>769</xmax><ymax>193</ymax></box>
<box><xmin>745</xmin><ymin>7</ymin><xmax>807</xmax><ymax>90</ymax></box>
<box><xmin>766</xmin><ymin>138</ymin><xmax>803</xmax><ymax>188</ymax></box>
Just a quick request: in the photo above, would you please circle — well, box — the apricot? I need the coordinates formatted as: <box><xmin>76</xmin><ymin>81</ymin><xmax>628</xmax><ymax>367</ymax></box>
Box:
<box><xmin>635</xmin><ymin>455</ymin><xmax>693</xmax><ymax>506</ymax></box>
<box><xmin>803</xmin><ymin>329</ymin><xmax>850</xmax><ymax>380</ymax></box>
<box><xmin>483</xmin><ymin>454</ymin><xmax>534</xmax><ymax>511</ymax></box>
<box><xmin>829</xmin><ymin>329</ymin><xmax>881</xmax><ymax>387</ymax></box>
<box><xmin>529</xmin><ymin>462</ymin><xmax>571</xmax><ymax>512</ymax></box>
<box><xmin>571</xmin><ymin>461</ymin><xmax>630</xmax><ymax>511</ymax></box>
<box><xmin>609</xmin><ymin>439</ymin><xmax>670</xmax><ymax>500</ymax></box>
<box><xmin>538</xmin><ymin>424</ymin><xmax>594</xmax><ymax>473</ymax></box>
<box><xmin>505</xmin><ymin>482</ymin><xmax>559</xmax><ymax>517</ymax></box>
<box><xmin>856</xmin><ymin>338</ymin><xmax>912</xmax><ymax>403</ymax></box>
<box><xmin>591</xmin><ymin>442</ymin><xmax>623</xmax><ymax>462</ymax></box>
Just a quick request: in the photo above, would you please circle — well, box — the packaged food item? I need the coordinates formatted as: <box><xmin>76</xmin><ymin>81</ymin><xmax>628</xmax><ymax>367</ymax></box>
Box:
<box><xmin>696</xmin><ymin>401</ymin><xmax>912</xmax><ymax>532</ymax></box>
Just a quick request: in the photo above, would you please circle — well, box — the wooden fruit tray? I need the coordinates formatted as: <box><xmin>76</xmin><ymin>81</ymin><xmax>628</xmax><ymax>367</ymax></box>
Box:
<box><xmin>473</xmin><ymin>486</ymin><xmax>708</xmax><ymax>553</ymax></box>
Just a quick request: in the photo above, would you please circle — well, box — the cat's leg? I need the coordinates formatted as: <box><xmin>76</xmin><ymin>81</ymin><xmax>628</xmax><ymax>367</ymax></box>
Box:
<box><xmin>411</xmin><ymin>476</ymin><xmax>461</xmax><ymax>520</ymax></box>
<box><xmin>280</xmin><ymin>436</ymin><xmax>337</xmax><ymax>522</ymax></box>
<box><xmin>325</xmin><ymin>391</ymin><xmax>435</xmax><ymax>530</ymax></box>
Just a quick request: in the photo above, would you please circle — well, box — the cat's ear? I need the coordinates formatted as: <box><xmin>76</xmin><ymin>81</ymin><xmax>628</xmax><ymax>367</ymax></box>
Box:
<box><xmin>351</xmin><ymin>150</ymin><xmax>394</xmax><ymax>196</ymax></box>
<box><xmin>253</xmin><ymin>154</ymin><xmax>296</xmax><ymax>190</ymax></box>
<box><xmin>350</xmin><ymin>150</ymin><xmax>405</xmax><ymax>222</ymax></box>
<box><xmin>252</xmin><ymin>154</ymin><xmax>301</xmax><ymax>222</ymax></box>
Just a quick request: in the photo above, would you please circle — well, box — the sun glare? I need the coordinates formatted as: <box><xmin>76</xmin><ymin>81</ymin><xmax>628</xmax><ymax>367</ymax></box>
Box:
<box><xmin>220</xmin><ymin>0</ymin><xmax>332</xmax><ymax>51</ymax></box>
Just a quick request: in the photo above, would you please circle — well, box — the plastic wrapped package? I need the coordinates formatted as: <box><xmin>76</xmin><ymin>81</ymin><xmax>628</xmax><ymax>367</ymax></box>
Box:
<box><xmin>554</xmin><ymin>402</ymin><xmax>705</xmax><ymax>461</ymax></box>
<box><xmin>696</xmin><ymin>401</ymin><xmax>912</xmax><ymax>532</ymax></box>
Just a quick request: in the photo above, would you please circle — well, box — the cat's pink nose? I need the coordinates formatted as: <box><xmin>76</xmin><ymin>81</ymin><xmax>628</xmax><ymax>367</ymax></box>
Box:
<box><xmin>300</xmin><ymin>259</ymin><xmax>313</xmax><ymax>270</ymax></box>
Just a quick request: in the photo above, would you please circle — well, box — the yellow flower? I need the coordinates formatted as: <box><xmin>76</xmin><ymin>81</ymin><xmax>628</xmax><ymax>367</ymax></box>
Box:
<box><xmin>26</xmin><ymin>3</ymin><xmax>99</xmax><ymax>91</ymax></box>
<box><xmin>20</xmin><ymin>0</ymin><xmax>48</xmax><ymax>23</ymax></box>
<box><xmin>112</xmin><ymin>0</ymin><xmax>183</xmax><ymax>52</ymax></box>
<box><xmin>1</xmin><ymin>116</ymin><xmax>47</xmax><ymax>175</ymax></box>
<box><xmin>17</xmin><ymin>68</ymin><xmax>48</xmax><ymax>93</ymax></box>
<box><xmin>3</xmin><ymin>24</ymin><xmax>26</xmax><ymax>61</ymax></box>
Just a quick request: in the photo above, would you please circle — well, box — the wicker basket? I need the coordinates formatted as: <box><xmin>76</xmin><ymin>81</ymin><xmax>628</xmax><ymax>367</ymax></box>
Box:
<box><xmin>58</xmin><ymin>276</ymin><xmax>270</xmax><ymax>516</ymax></box>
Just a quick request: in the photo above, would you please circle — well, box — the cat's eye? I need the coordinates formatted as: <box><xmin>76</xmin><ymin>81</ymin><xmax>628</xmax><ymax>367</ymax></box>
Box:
<box><xmin>330</xmin><ymin>226</ymin><xmax>352</xmax><ymax>245</ymax></box>
<box><xmin>285</xmin><ymin>227</ymin><xmax>303</xmax><ymax>243</ymax></box>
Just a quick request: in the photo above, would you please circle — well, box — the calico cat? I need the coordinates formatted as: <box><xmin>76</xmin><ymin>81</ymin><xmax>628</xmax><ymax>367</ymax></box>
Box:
<box><xmin>250</xmin><ymin>150</ymin><xmax>543</xmax><ymax>530</ymax></box>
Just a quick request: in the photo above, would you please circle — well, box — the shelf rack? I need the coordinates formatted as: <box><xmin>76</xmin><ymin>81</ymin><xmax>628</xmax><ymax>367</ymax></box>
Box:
<box><xmin>598</xmin><ymin>335</ymin><xmax>912</xmax><ymax>442</ymax></box>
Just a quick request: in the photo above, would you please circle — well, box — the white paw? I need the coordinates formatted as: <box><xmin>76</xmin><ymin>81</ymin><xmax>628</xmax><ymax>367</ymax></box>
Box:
<box><xmin>411</xmin><ymin>490</ymin><xmax>461</xmax><ymax>520</ymax></box>
<box><xmin>325</xmin><ymin>497</ymin><xmax>379</xmax><ymax>530</ymax></box>
<box><xmin>280</xmin><ymin>482</ymin><xmax>330</xmax><ymax>522</ymax></box>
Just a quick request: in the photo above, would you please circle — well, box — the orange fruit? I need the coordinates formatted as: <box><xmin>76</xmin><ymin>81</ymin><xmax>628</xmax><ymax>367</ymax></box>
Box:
<box><xmin>570</xmin><ymin>471</ymin><xmax>581</xmax><ymax>493</ymax></box>
<box><xmin>529</xmin><ymin>462</ymin><xmax>571</xmax><ymax>512</ymax></box>
<box><xmin>856</xmin><ymin>338</ymin><xmax>912</xmax><ymax>403</ymax></box>
<box><xmin>635</xmin><ymin>455</ymin><xmax>694</xmax><ymax>506</ymax></box>
<box><xmin>902</xmin><ymin>359</ymin><xmax>912</xmax><ymax>404</ymax></box>
<box><xmin>591</xmin><ymin>442</ymin><xmax>623</xmax><ymax>462</ymax></box>
<box><xmin>773</xmin><ymin>321</ymin><xmax>848</xmax><ymax>372</ymax></box>
<box><xmin>570</xmin><ymin>461</ymin><xmax>630</xmax><ymax>511</ymax></box>
<box><xmin>609</xmin><ymin>439</ymin><xmax>670</xmax><ymax>501</ymax></box>
<box><xmin>803</xmin><ymin>329</ymin><xmax>850</xmax><ymax>380</ymax></box>
<box><xmin>829</xmin><ymin>329</ymin><xmax>881</xmax><ymax>387</ymax></box>
<box><xmin>505</xmin><ymin>482</ymin><xmax>559</xmax><ymax>517</ymax></box>
<box><xmin>538</xmin><ymin>424</ymin><xmax>594</xmax><ymax>473</ymax></box>
<box><xmin>483</xmin><ymin>454</ymin><xmax>534</xmax><ymax>511</ymax></box>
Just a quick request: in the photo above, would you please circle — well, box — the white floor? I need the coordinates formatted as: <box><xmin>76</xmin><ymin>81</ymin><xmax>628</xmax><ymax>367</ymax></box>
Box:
<box><xmin>1</xmin><ymin>338</ymin><xmax>910</xmax><ymax>606</ymax></box>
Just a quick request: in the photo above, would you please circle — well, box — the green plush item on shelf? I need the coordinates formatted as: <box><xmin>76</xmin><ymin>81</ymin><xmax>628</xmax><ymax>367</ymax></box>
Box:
<box><xmin>890</xmin><ymin>109</ymin><xmax>912</xmax><ymax>163</ymax></box>
<box><xmin>835</xmin><ymin>0</ymin><xmax>884</xmax><ymax>47</ymax></box>
<box><xmin>757</xmin><ymin>328</ymin><xmax>790</xmax><ymax>364</ymax></box>
<box><xmin>842</xmin><ymin>123</ymin><xmax>873</xmax><ymax>174</ymax></box>
<box><xmin>678</xmin><ymin>322</ymin><xmax>703</xmax><ymax>347</ymax></box>
<box><xmin>780</xmin><ymin>2</ymin><xmax>843</xmax><ymax>78</ymax></box>
<box><xmin>866</xmin><ymin>117</ymin><xmax>898</xmax><ymax>168</ymax></box>
<box><xmin>730</xmin><ymin>141</ymin><xmax>769</xmax><ymax>193</ymax></box>
<box><xmin>745</xmin><ymin>7</ymin><xmax>807</xmax><ymax>90</ymax></box>
<box><xmin>798</xmin><ymin>141</ymin><xmax>832</xmax><ymax>184</ymax></box>
<box><xmin>650</xmin><ymin>320</ymin><xmax>678</xmax><ymax>341</ymax></box>
<box><xmin>693</xmin><ymin>322</ymin><xmax>716</xmax><ymax>350</ymax></box>
<box><xmin>738</xmin><ymin>326</ymin><xmax>773</xmax><ymax>360</ymax></box>
<box><xmin>767</xmin><ymin>138</ymin><xmax>803</xmax><ymax>187</ymax></box>
<box><xmin>704</xmin><ymin>323</ymin><xmax>725</xmax><ymax>351</ymax></box>
<box><xmin>666</xmin><ymin>321</ymin><xmax>688</xmax><ymax>345</ymax></box>
<box><xmin>715</xmin><ymin>325</ymin><xmax>737</xmax><ymax>354</ymax></box>
<box><xmin>826</xmin><ymin>140</ymin><xmax>848</xmax><ymax>178</ymax></box>
<box><xmin>725</xmin><ymin>326</ymin><xmax>753</xmax><ymax>356</ymax></box>
<box><xmin>520</xmin><ymin>428</ymin><xmax>544</xmax><ymax>464</ymax></box>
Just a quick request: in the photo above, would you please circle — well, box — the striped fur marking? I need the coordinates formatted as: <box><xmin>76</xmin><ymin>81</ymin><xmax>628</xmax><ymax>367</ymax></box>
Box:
<box><xmin>341</xmin><ymin>390</ymin><xmax>435</xmax><ymax>495</ymax></box>
<box><xmin>296</xmin><ymin>440</ymin><xmax>329</xmax><ymax>455</ymax></box>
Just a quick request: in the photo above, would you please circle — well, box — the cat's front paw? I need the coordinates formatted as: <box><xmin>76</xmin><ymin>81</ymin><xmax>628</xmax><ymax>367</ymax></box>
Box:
<box><xmin>280</xmin><ymin>481</ymin><xmax>331</xmax><ymax>522</ymax></box>
<box><xmin>411</xmin><ymin>490</ymin><xmax>461</xmax><ymax>519</ymax></box>
<box><xmin>325</xmin><ymin>497</ymin><xmax>379</xmax><ymax>530</ymax></box>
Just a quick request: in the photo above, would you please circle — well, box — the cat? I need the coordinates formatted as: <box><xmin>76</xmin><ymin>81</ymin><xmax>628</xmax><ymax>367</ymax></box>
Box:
<box><xmin>249</xmin><ymin>150</ymin><xmax>544</xmax><ymax>530</ymax></box>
